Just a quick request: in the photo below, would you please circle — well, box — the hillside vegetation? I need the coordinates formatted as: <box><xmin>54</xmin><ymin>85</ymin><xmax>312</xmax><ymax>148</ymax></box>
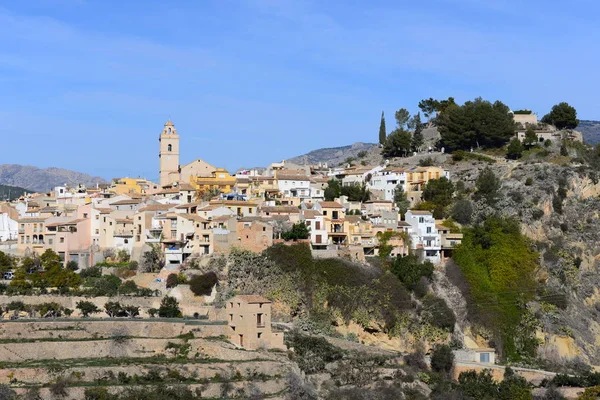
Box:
<box><xmin>0</xmin><ymin>184</ymin><xmax>32</xmax><ymax>201</ymax></box>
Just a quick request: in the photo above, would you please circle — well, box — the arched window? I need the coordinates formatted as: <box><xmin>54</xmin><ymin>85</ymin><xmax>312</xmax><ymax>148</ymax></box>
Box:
<box><xmin>168</xmin><ymin>127</ymin><xmax>172</xmax><ymax>133</ymax></box>
<box><xmin>124</xmin><ymin>239</ymin><xmax>129</xmax><ymax>244</ymax></box>
<box><xmin>168</xmin><ymin>144</ymin><xmax>172</xmax><ymax>151</ymax></box>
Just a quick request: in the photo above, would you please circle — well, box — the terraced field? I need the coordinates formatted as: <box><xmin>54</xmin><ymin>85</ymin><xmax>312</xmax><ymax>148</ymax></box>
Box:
<box><xmin>0</xmin><ymin>320</ymin><xmax>294</xmax><ymax>399</ymax></box>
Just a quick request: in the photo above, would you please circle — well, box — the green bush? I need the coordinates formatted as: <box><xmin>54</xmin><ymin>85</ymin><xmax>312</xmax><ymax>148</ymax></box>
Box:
<box><xmin>431</xmin><ymin>344</ymin><xmax>454</xmax><ymax>375</ymax></box>
<box><xmin>80</xmin><ymin>266</ymin><xmax>102</xmax><ymax>279</ymax></box>
<box><xmin>525</xmin><ymin>177</ymin><xmax>533</xmax><ymax>186</ymax></box>
<box><xmin>158</xmin><ymin>296</ymin><xmax>182</xmax><ymax>318</ymax></box>
<box><xmin>422</xmin><ymin>295</ymin><xmax>456</xmax><ymax>331</ymax></box>
<box><xmin>390</xmin><ymin>255</ymin><xmax>434</xmax><ymax>290</ymax></box>
<box><xmin>166</xmin><ymin>273</ymin><xmax>178</xmax><ymax>289</ymax></box>
<box><xmin>285</xmin><ymin>330</ymin><xmax>343</xmax><ymax>373</ymax></box>
<box><xmin>189</xmin><ymin>271</ymin><xmax>218</xmax><ymax>296</ymax></box>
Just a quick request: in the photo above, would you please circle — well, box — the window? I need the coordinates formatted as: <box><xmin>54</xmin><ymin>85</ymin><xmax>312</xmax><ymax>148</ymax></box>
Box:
<box><xmin>95</xmin><ymin>215</ymin><xmax>99</xmax><ymax>220</ymax></box>
<box><xmin>419</xmin><ymin>217</ymin><xmax>424</xmax><ymax>223</ymax></box>
<box><xmin>426</xmin><ymin>240</ymin><xmax>432</xmax><ymax>247</ymax></box>
<box><xmin>426</xmin><ymin>227</ymin><xmax>431</xmax><ymax>233</ymax></box>
<box><xmin>83</xmin><ymin>213</ymin><xmax>88</xmax><ymax>218</ymax></box>
<box><xmin>95</xmin><ymin>229</ymin><xmax>99</xmax><ymax>234</ymax></box>
<box><xmin>168</xmin><ymin>144</ymin><xmax>172</xmax><ymax>151</ymax></box>
<box><xmin>60</xmin><ymin>237</ymin><xmax>64</xmax><ymax>243</ymax></box>
<box><xmin>480</xmin><ymin>352</ymin><xmax>490</xmax><ymax>363</ymax></box>
<box><xmin>257</xmin><ymin>332</ymin><xmax>262</xmax><ymax>339</ymax></box>
<box><xmin>109</xmin><ymin>222</ymin><xmax>112</xmax><ymax>226</ymax></box>
<box><xmin>49</xmin><ymin>239</ymin><xmax>53</xmax><ymax>245</ymax></box>
<box><xmin>124</xmin><ymin>239</ymin><xmax>128</xmax><ymax>244</ymax></box>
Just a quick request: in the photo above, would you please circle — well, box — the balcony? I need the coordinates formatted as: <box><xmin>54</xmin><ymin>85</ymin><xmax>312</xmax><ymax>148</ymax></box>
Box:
<box><xmin>145</xmin><ymin>229</ymin><xmax>161</xmax><ymax>243</ymax></box>
<box><xmin>114</xmin><ymin>229</ymin><xmax>134</xmax><ymax>237</ymax></box>
<box><xmin>18</xmin><ymin>228</ymin><xmax>25</xmax><ymax>234</ymax></box>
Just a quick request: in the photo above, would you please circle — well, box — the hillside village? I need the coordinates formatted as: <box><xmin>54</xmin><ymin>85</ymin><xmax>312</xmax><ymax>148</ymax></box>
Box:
<box><xmin>1</xmin><ymin>98</ymin><xmax>600</xmax><ymax>399</ymax></box>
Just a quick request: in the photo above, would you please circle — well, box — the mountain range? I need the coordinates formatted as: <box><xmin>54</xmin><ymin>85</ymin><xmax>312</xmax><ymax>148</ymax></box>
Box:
<box><xmin>576</xmin><ymin>120</ymin><xmax>600</xmax><ymax>145</ymax></box>
<box><xmin>0</xmin><ymin>165</ymin><xmax>106</xmax><ymax>193</ymax></box>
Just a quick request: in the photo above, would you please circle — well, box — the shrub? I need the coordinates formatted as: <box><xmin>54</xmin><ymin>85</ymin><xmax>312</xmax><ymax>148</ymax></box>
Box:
<box><xmin>285</xmin><ymin>331</ymin><xmax>343</xmax><ymax>373</ymax></box>
<box><xmin>451</xmin><ymin>199</ymin><xmax>473</xmax><ymax>225</ymax></box>
<box><xmin>544</xmin><ymin>139</ymin><xmax>552</xmax><ymax>147</ymax></box>
<box><xmin>525</xmin><ymin>177</ymin><xmax>533</xmax><ymax>186</ymax></box>
<box><xmin>76</xmin><ymin>301</ymin><xmax>100</xmax><ymax>317</ymax></box>
<box><xmin>79</xmin><ymin>266</ymin><xmax>102</xmax><ymax>279</ymax></box>
<box><xmin>452</xmin><ymin>150</ymin><xmax>466</xmax><ymax>161</ymax></box>
<box><xmin>66</xmin><ymin>260</ymin><xmax>79</xmax><ymax>271</ymax></box>
<box><xmin>84</xmin><ymin>387</ymin><xmax>111</xmax><ymax>400</ymax></box>
<box><xmin>158</xmin><ymin>296</ymin><xmax>182</xmax><ymax>318</ymax></box>
<box><xmin>457</xmin><ymin>369</ymin><xmax>497</xmax><ymax>399</ymax></box>
<box><xmin>531</xmin><ymin>209</ymin><xmax>544</xmax><ymax>221</ymax></box>
<box><xmin>422</xmin><ymin>295</ymin><xmax>456</xmax><ymax>331</ymax></box>
<box><xmin>166</xmin><ymin>273</ymin><xmax>178</xmax><ymax>289</ymax></box>
<box><xmin>189</xmin><ymin>271</ymin><xmax>218</xmax><ymax>296</ymax></box>
<box><xmin>431</xmin><ymin>344</ymin><xmax>454</xmax><ymax>375</ymax></box>
<box><xmin>390</xmin><ymin>255</ymin><xmax>434</xmax><ymax>290</ymax></box>
<box><xmin>49</xmin><ymin>377</ymin><xmax>70</xmax><ymax>397</ymax></box>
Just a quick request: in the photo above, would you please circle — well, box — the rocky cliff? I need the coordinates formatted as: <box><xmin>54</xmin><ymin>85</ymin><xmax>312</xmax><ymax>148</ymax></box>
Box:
<box><xmin>0</xmin><ymin>164</ymin><xmax>106</xmax><ymax>193</ymax></box>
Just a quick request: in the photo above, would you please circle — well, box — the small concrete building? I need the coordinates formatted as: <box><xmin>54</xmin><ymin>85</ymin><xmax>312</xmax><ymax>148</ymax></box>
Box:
<box><xmin>226</xmin><ymin>295</ymin><xmax>285</xmax><ymax>350</ymax></box>
<box><xmin>454</xmin><ymin>348</ymin><xmax>496</xmax><ymax>364</ymax></box>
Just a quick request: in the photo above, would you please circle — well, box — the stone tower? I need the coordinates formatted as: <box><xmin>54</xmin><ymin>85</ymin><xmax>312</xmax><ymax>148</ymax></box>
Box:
<box><xmin>159</xmin><ymin>120</ymin><xmax>180</xmax><ymax>186</ymax></box>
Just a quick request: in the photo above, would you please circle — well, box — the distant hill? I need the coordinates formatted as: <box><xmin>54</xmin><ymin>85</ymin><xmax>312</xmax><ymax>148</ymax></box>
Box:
<box><xmin>0</xmin><ymin>184</ymin><xmax>32</xmax><ymax>201</ymax></box>
<box><xmin>0</xmin><ymin>164</ymin><xmax>107</xmax><ymax>193</ymax></box>
<box><xmin>287</xmin><ymin>142</ymin><xmax>379</xmax><ymax>166</ymax></box>
<box><xmin>577</xmin><ymin>120</ymin><xmax>600</xmax><ymax>145</ymax></box>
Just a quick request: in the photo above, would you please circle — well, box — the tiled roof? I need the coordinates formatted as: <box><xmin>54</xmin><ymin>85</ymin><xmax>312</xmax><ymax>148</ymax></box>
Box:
<box><xmin>318</xmin><ymin>201</ymin><xmax>343</xmax><ymax>209</ymax></box>
<box><xmin>210</xmin><ymin>200</ymin><xmax>257</xmax><ymax>207</ymax></box>
<box><xmin>18</xmin><ymin>217</ymin><xmax>46</xmax><ymax>223</ymax></box>
<box><xmin>181</xmin><ymin>214</ymin><xmax>209</xmax><ymax>223</ymax></box>
<box><xmin>96</xmin><ymin>208</ymin><xmax>112</xmax><ymax>214</ymax></box>
<box><xmin>234</xmin><ymin>295</ymin><xmax>271</xmax><ymax>304</ymax></box>
<box><xmin>261</xmin><ymin>206</ymin><xmax>299</xmax><ymax>214</ymax></box>
<box><xmin>408</xmin><ymin>210</ymin><xmax>432</xmax><ymax>215</ymax></box>
<box><xmin>175</xmin><ymin>202</ymin><xmax>200</xmax><ymax>209</ymax></box>
<box><xmin>139</xmin><ymin>204</ymin><xmax>173</xmax><ymax>212</ymax></box>
<box><xmin>111</xmin><ymin>199</ymin><xmax>142</xmax><ymax>205</ymax></box>
<box><xmin>276</xmin><ymin>174</ymin><xmax>310</xmax><ymax>181</ymax></box>
<box><xmin>302</xmin><ymin>210</ymin><xmax>322</xmax><ymax>219</ymax></box>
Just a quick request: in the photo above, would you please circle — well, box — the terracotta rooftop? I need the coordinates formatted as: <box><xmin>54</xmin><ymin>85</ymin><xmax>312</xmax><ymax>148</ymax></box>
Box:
<box><xmin>139</xmin><ymin>204</ymin><xmax>173</xmax><ymax>212</ymax></box>
<box><xmin>302</xmin><ymin>210</ymin><xmax>322</xmax><ymax>219</ymax></box>
<box><xmin>175</xmin><ymin>202</ymin><xmax>201</xmax><ymax>209</ymax></box>
<box><xmin>235</xmin><ymin>295</ymin><xmax>272</xmax><ymax>304</ymax></box>
<box><xmin>181</xmin><ymin>214</ymin><xmax>209</xmax><ymax>223</ymax></box>
<box><xmin>210</xmin><ymin>200</ymin><xmax>257</xmax><ymax>207</ymax></box>
<box><xmin>96</xmin><ymin>208</ymin><xmax>112</xmax><ymax>214</ymax></box>
<box><xmin>18</xmin><ymin>217</ymin><xmax>46</xmax><ymax>223</ymax></box>
<box><xmin>276</xmin><ymin>174</ymin><xmax>310</xmax><ymax>181</ymax></box>
<box><xmin>318</xmin><ymin>201</ymin><xmax>343</xmax><ymax>209</ymax></box>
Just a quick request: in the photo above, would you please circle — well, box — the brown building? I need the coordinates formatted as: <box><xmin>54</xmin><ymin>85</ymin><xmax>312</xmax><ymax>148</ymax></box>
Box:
<box><xmin>226</xmin><ymin>295</ymin><xmax>284</xmax><ymax>350</ymax></box>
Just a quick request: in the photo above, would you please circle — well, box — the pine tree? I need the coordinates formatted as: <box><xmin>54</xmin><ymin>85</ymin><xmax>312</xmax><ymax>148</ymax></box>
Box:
<box><xmin>379</xmin><ymin>111</ymin><xmax>386</xmax><ymax>145</ymax></box>
<box><xmin>411</xmin><ymin>112</ymin><xmax>424</xmax><ymax>151</ymax></box>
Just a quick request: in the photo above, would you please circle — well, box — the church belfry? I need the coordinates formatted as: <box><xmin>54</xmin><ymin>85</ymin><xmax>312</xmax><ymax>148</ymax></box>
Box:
<box><xmin>159</xmin><ymin>120</ymin><xmax>180</xmax><ymax>186</ymax></box>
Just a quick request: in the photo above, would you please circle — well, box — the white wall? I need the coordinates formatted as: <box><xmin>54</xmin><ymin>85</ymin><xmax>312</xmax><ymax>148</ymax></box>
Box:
<box><xmin>0</xmin><ymin>213</ymin><xmax>17</xmax><ymax>241</ymax></box>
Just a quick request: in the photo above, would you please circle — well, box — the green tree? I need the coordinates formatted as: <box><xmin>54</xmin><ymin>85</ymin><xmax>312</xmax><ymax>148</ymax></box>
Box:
<box><xmin>324</xmin><ymin>179</ymin><xmax>341</xmax><ymax>201</ymax></box>
<box><xmin>40</xmin><ymin>249</ymin><xmax>62</xmax><ymax>270</ymax></box>
<box><xmin>141</xmin><ymin>244</ymin><xmax>163</xmax><ymax>273</ymax></box>
<box><xmin>422</xmin><ymin>177</ymin><xmax>455</xmax><ymax>209</ymax></box>
<box><xmin>66</xmin><ymin>260</ymin><xmax>79</xmax><ymax>271</ymax></box>
<box><xmin>158</xmin><ymin>296</ymin><xmax>182</xmax><ymax>318</ymax></box>
<box><xmin>422</xmin><ymin>295</ymin><xmax>456</xmax><ymax>331</ymax></box>
<box><xmin>523</xmin><ymin>126</ymin><xmax>538</xmax><ymax>148</ymax></box>
<box><xmin>451</xmin><ymin>199</ymin><xmax>473</xmax><ymax>225</ymax></box>
<box><xmin>474</xmin><ymin>167</ymin><xmax>501</xmax><ymax>205</ymax></box>
<box><xmin>541</xmin><ymin>102</ymin><xmax>579</xmax><ymax>130</ymax></box>
<box><xmin>104</xmin><ymin>301</ymin><xmax>123</xmax><ymax>318</ymax></box>
<box><xmin>189</xmin><ymin>271</ymin><xmax>219</xmax><ymax>296</ymax></box>
<box><xmin>394</xmin><ymin>108</ymin><xmax>410</xmax><ymax>128</ymax></box>
<box><xmin>437</xmin><ymin>97</ymin><xmax>515</xmax><ymax>151</ymax></box>
<box><xmin>340</xmin><ymin>183</ymin><xmax>371</xmax><ymax>202</ymax></box>
<box><xmin>0</xmin><ymin>251</ymin><xmax>15</xmax><ymax>274</ymax></box>
<box><xmin>166</xmin><ymin>273</ymin><xmax>179</xmax><ymax>289</ymax></box>
<box><xmin>506</xmin><ymin>138</ymin><xmax>525</xmax><ymax>159</ymax></box>
<box><xmin>390</xmin><ymin>254</ymin><xmax>434</xmax><ymax>290</ymax></box>
<box><xmin>76</xmin><ymin>301</ymin><xmax>100</xmax><ymax>317</ymax></box>
<box><xmin>498</xmin><ymin>367</ymin><xmax>532</xmax><ymax>400</ymax></box>
<box><xmin>430</xmin><ymin>344</ymin><xmax>455</xmax><ymax>375</ymax></box>
<box><xmin>282</xmin><ymin>222</ymin><xmax>310</xmax><ymax>241</ymax></box>
<box><xmin>457</xmin><ymin>370</ymin><xmax>498</xmax><ymax>399</ymax></box>
<box><xmin>393</xmin><ymin>184</ymin><xmax>410</xmax><ymax>215</ymax></box>
<box><xmin>382</xmin><ymin>128</ymin><xmax>412</xmax><ymax>158</ymax></box>
<box><xmin>378</xmin><ymin>111</ymin><xmax>386</xmax><ymax>145</ymax></box>
<box><xmin>418</xmin><ymin>98</ymin><xmax>439</xmax><ymax>121</ymax></box>
<box><xmin>410</xmin><ymin>112</ymin><xmax>424</xmax><ymax>151</ymax></box>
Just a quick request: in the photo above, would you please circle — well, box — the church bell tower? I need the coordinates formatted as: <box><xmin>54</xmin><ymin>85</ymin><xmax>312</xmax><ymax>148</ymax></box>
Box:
<box><xmin>159</xmin><ymin>120</ymin><xmax>180</xmax><ymax>186</ymax></box>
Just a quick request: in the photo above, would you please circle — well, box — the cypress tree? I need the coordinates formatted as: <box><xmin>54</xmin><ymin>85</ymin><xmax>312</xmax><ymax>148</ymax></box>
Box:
<box><xmin>379</xmin><ymin>111</ymin><xmax>386</xmax><ymax>145</ymax></box>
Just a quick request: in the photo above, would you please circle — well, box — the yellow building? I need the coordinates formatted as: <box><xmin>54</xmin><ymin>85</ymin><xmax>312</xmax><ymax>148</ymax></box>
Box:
<box><xmin>110</xmin><ymin>177</ymin><xmax>156</xmax><ymax>195</ymax></box>
<box><xmin>191</xmin><ymin>168</ymin><xmax>236</xmax><ymax>194</ymax></box>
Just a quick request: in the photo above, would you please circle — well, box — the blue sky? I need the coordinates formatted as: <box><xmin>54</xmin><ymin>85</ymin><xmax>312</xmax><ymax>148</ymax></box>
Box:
<box><xmin>1</xmin><ymin>0</ymin><xmax>599</xmax><ymax>181</ymax></box>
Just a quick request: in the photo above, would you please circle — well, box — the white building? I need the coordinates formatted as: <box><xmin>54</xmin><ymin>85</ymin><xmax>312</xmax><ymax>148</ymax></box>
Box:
<box><xmin>0</xmin><ymin>211</ymin><xmax>18</xmax><ymax>242</ymax></box>
<box><xmin>368</xmin><ymin>168</ymin><xmax>407</xmax><ymax>201</ymax></box>
<box><xmin>301</xmin><ymin>209</ymin><xmax>328</xmax><ymax>248</ymax></box>
<box><xmin>404</xmin><ymin>210</ymin><xmax>441</xmax><ymax>264</ymax></box>
<box><xmin>276</xmin><ymin>173</ymin><xmax>311</xmax><ymax>198</ymax></box>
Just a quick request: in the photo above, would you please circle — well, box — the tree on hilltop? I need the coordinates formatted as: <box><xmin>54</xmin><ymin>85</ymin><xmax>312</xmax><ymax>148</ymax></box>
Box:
<box><xmin>541</xmin><ymin>102</ymin><xmax>579</xmax><ymax>130</ymax></box>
